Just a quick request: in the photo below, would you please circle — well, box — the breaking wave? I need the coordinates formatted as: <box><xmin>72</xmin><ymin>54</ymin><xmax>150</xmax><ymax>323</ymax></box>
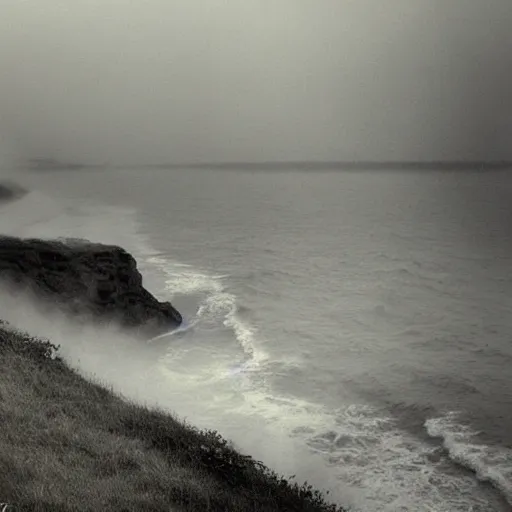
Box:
<box><xmin>426</xmin><ymin>412</ymin><xmax>512</xmax><ymax>506</ymax></box>
<box><xmin>146</xmin><ymin>255</ymin><xmax>269</xmax><ymax>367</ymax></box>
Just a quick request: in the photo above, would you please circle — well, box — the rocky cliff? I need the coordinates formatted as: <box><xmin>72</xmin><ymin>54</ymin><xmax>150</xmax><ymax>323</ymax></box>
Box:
<box><xmin>0</xmin><ymin>236</ymin><xmax>182</xmax><ymax>337</ymax></box>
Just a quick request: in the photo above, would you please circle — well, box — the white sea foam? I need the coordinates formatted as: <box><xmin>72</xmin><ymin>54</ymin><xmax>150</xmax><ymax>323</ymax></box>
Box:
<box><xmin>152</xmin><ymin>349</ymin><xmax>500</xmax><ymax>512</ymax></box>
<box><xmin>426</xmin><ymin>412</ymin><xmax>512</xmax><ymax>506</ymax></box>
<box><xmin>147</xmin><ymin>255</ymin><xmax>269</xmax><ymax>366</ymax></box>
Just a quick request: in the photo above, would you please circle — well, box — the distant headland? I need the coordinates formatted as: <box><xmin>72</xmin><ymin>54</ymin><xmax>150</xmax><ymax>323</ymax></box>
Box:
<box><xmin>21</xmin><ymin>158</ymin><xmax>512</xmax><ymax>171</ymax></box>
<box><xmin>148</xmin><ymin>160</ymin><xmax>512</xmax><ymax>171</ymax></box>
<box><xmin>25</xmin><ymin>158</ymin><xmax>106</xmax><ymax>170</ymax></box>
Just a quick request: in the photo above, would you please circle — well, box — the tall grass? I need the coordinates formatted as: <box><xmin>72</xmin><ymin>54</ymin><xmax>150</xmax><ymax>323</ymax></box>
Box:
<box><xmin>0</xmin><ymin>326</ymin><xmax>348</xmax><ymax>512</ymax></box>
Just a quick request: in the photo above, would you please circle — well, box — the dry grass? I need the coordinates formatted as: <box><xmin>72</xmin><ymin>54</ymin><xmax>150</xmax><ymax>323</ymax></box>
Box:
<box><xmin>0</xmin><ymin>327</ymin><xmax>348</xmax><ymax>512</ymax></box>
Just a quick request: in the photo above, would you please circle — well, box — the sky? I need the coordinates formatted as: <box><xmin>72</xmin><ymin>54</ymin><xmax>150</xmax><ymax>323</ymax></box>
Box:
<box><xmin>1</xmin><ymin>0</ymin><xmax>512</xmax><ymax>165</ymax></box>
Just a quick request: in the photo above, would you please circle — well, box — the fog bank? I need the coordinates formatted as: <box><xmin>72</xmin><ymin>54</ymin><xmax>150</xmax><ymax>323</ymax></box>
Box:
<box><xmin>1</xmin><ymin>1</ymin><xmax>512</xmax><ymax>164</ymax></box>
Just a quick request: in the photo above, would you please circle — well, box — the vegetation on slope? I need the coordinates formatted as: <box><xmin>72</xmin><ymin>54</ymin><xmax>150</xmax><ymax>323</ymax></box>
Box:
<box><xmin>0</xmin><ymin>326</ymin><xmax>348</xmax><ymax>512</ymax></box>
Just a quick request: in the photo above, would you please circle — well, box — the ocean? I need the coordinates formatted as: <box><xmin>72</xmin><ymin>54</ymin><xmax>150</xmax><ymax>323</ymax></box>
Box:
<box><xmin>2</xmin><ymin>167</ymin><xmax>512</xmax><ymax>511</ymax></box>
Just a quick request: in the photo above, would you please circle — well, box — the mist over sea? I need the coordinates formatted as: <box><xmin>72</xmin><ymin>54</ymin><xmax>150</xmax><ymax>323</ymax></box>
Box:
<box><xmin>3</xmin><ymin>166</ymin><xmax>512</xmax><ymax>511</ymax></box>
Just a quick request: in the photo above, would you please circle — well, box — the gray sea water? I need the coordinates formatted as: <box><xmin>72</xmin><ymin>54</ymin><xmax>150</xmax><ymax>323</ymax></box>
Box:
<box><xmin>3</xmin><ymin>167</ymin><xmax>512</xmax><ymax>511</ymax></box>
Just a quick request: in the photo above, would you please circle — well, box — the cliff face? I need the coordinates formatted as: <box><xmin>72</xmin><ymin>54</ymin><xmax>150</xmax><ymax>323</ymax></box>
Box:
<box><xmin>0</xmin><ymin>236</ymin><xmax>182</xmax><ymax>337</ymax></box>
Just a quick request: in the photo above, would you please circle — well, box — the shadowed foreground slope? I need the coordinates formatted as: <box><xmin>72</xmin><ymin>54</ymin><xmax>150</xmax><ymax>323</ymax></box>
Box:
<box><xmin>0</xmin><ymin>326</ymin><xmax>347</xmax><ymax>512</ymax></box>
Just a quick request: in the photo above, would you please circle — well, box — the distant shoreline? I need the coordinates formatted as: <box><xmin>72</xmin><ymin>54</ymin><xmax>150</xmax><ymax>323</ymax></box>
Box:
<box><xmin>137</xmin><ymin>161</ymin><xmax>512</xmax><ymax>171</ymax></box>
<box><xmin>20</xmin><ymin>160</ymin><xmax>512</xmax><ymax>171</ymax></box>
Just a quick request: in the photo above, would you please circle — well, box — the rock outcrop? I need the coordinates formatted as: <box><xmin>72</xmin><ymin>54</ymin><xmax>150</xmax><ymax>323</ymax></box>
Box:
<box><xmin>0</xmin><ymin>236</ymin><xmax>182</xmax><ymax>337</ymax></box>
<box><xmin>0</xmin><ymin>181</ymin><xmax>28</xmax><ymax>203</ymax></box>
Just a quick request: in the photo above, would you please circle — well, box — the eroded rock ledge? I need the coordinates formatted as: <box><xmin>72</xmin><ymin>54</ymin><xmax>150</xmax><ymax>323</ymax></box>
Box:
<box><xmin>0</xmin><ymin>236</ymin><xmax>182</xmax><ymax>337</ymax></box>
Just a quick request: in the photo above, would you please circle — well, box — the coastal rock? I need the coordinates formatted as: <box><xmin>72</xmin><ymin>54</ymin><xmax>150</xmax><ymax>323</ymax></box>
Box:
<box><xmin>0</xmin><ymin>236</ymin><xmax>182</xmax><ymax>337</ymax></box>
<box><xmin>0</xmin><ymin>181</ymin><xmax>28</xmax><ymax>203</ymax></box>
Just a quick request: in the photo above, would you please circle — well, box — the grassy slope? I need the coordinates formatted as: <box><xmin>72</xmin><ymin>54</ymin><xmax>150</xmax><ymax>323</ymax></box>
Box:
<box><xmin>0</xmin><ymin>327</ymin><xmax>348</xmax><ymax>512</ymax></box>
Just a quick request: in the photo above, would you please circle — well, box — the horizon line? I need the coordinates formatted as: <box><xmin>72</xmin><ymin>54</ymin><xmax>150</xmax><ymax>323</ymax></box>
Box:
<box><xmin>25</xmin><ymin>159</ymin><xmax>512</xmax><ymax>170</ymax></box>
<box><xmin>145</xmin><ymin>160</ymin><xmax>512</xmax><ymax>170</ymax></box>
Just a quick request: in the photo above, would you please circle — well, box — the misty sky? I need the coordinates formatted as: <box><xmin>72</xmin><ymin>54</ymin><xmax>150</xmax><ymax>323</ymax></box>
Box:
<box><xmin>1</xmin><ymin>1</ymin><xmax>512</xmax><ymax>165</ymax></box>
